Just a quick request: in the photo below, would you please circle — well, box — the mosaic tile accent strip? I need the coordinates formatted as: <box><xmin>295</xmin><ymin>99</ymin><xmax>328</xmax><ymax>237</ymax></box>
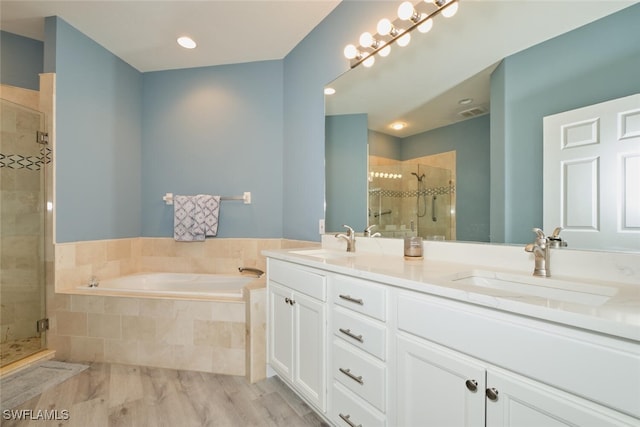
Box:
<box><xmin>369</xmin><ymin>185</ymin><xmax>456</xmax><ymax>198</ymax></box>
<box><xmin>0</xmin><ymin>147</ymin><xmax>51</xmax><ymax>170</ymax></box>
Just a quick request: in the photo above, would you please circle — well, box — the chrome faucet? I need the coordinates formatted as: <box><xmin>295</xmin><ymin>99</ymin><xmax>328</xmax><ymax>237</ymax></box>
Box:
<box><xmin>335</xmin><ymin>224</ymin><xmax>356</xmax><ymax>252</ymax></box>
<box><xmin>238</xmin><ymin>267</ymin><xmax>264</xmax><ymax>278</ymax></box>
<box><xmin>524</xmin><ymin>227</ymin><xmax>567</xmax><ymax>277</ymax></box>
<box><xmin>364</xmin><ymin>224</ymin><xmax>381</xmax><ymax>238</ymax></box>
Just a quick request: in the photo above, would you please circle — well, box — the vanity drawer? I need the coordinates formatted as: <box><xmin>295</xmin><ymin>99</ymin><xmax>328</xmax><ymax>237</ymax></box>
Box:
<box><xmin>333</xmin><ymin>306</ymin><xmax>386</xmax><ymax>361</ymax></box>
<box><xmin>332</xmin><ymin>382</ymin><xmax>385</xmax><ymax>427</ymax></box>
<box><xmin>333</xmin><ymin>275</ymin><xmax>386</xmax><ymax>321</ymax></box>
<box><xmin>333</xmin><ymin>339</ymin><xmax>386</xmax><ymax>412</ymax></box>
<box><xmin>268</xmin><ymin>259</ymin><xmax>326</xmax><ymax>301</ymax></box>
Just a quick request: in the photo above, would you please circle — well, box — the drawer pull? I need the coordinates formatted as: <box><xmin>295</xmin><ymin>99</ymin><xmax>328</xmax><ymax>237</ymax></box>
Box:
<box><xmin>339</xmin><ymin>368</ymin><xmax>364</xmax><ymax>385</ymax></box>
<box><xmin>465</xmin><ymin>379</ymin><xmax>478</xmax><ymax>392</ymax></box>
<box><xmin>339</xmin><ymin>413</ymin><xmax>362</xmax><ymax>427</ymax></box>
<box><xmin>339</xmin><ymin>328</ymin><xmax>364</xmax><ymax>343</ymax></box>
<box><xmin>339</xmin><ymin>294</ymin><xmax>364</xmax><ymax>305</ymax></box>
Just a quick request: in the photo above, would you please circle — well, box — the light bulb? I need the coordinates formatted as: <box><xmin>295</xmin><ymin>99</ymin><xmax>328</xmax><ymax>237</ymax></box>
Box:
<box><xmin>397</xmin><ymin>1</ymin><xmax>415</xmax><ymax>20</ymax></box>
<box><xmin>377</xmin><ymin>18</ymin><xmax>392</xmax><ymax>36</ymax></box>
<box><xmin>344</xmin><ymin>44</ymin><xmax>358</xmax><ymax>59</ymax></box>
<box><xmin>442</xmin><ymin>1</ymin><xmax>458</xmax><ymax>17</ymax></box>
<box><xmin>397</xmin><ymin>31</ymin><xmax>411</xmax><ymax>47</ymax></box>
<box><xmin>418</xmin><ymin>16</ymin><xmax>433</xmax><ymax>33</ymax></box>
<box><xmin>378</xmin><ymin>44</ymin><xmax>391</xmax><ymax>57</ymax></box>
<box><xmin>177</xmin><ymin>36</ymin><xmax>197</xmax><ymax>49</ymax></box>
<box><xmin>363</xmin><ymin>54</ymin><xmax>375</xmax><ymax>68</ymax></box>
<box><xmin>359</xmin><ymin>32</ymin><xmax>374</xmax><ymax>48</ymax></box>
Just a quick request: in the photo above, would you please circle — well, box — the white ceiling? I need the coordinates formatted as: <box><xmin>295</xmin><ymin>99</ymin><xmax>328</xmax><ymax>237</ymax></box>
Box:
<box><xmin>325</xmin><ymin>1</ymin><xmax>637</xmax><ymax>137</ymax></box>
<box><xmin>0</xmin><ymin>0</ymin><xmax>341</xmax><ymax>72</ymax></box>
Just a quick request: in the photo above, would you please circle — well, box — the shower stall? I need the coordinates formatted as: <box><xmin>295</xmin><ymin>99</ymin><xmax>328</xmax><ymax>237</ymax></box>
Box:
<box><xmin>0</xmin><ymin>97</ymin><xmax>49</xmax><ymax>367</ymax></box>
<box><xmin>368</xmin><ymin>163</ymin><xmax>455</xmax><ymax>240</ymax></box>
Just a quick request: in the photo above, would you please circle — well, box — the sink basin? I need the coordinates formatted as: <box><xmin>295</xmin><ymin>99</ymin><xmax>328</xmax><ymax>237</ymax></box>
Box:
<box><xmin>289</xmin><ymin>249</ymin><xmax>356</xmax><ymax>260</ymax></box>
<box><xmin>448</xmin><ymin>270</ymin><xmax>617</xmax><ymax>306</ymax></box>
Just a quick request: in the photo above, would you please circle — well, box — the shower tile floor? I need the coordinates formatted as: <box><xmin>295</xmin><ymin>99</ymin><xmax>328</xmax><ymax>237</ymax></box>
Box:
<box><xmin>0</xmin><ymin>337</ymin><xmax>42</xmax><ymax>367</ymax></box>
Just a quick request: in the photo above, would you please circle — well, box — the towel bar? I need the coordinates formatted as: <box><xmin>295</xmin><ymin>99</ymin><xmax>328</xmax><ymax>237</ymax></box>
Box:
<box><xmin>163</xmin><ymin>192</ymin><xmax>251</xmax><ymax>205</ymax></box>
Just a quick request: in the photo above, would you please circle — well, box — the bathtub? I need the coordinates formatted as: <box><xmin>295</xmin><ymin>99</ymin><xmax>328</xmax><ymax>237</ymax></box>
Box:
<box><xmin>76</xmin><ymin>272</ymin><xmax>254</xmax><ymax>299</ymax></box>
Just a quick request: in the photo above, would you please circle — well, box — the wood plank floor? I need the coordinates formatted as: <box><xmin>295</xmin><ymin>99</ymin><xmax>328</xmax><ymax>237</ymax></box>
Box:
<box><xmin>3</xmin><ymin>362</ymin><xmax>329</xmax><ymax>427</ymax></box>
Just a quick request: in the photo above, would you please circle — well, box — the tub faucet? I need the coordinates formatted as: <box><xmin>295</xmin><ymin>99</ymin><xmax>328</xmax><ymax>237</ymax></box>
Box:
<box><xmin>335</xmin><ymin>224</ymin><xmax>356</xmax><ymax>252</ymax></box>
<box><xmin>238</xmin><ymin>267</ymin><xmax>264</xmax><ymax>278</ymax></box>
<box><xmin>88</xmin><ymin>276</ymin><xmax>99</xmax><ymax>288</ymax></box>
<box><xmin>524</xmin><ymin>227</ymin><xmax>566</xmax><ymax>277</ymax></box>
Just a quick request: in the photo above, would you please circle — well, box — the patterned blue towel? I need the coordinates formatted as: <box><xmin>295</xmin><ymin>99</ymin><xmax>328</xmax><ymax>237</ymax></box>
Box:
<box><xmin>174</xmin><ymin>195</ymin><xmax>220</xmax><ymax>241</ymax></box>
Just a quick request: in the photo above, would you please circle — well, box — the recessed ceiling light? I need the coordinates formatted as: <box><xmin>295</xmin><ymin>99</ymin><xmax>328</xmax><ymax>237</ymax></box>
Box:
<box><xmin>391</xmin><ymin>122</ymin><xmax>406</xmax><ymax>130</ymax></box>
<box><xmin>177</xmin><ymin>36</ymin><xmax>197</xmax><ymax>49</ymax></box>
<box><xmin>458</xmin><ymin>98</ymin><xmax>473</xmax><ymax>105</ymax></box>
<box><xmin>324</xmin><ymin>87</ymin><xmax>336</xmax><ymax>95</ymax></box>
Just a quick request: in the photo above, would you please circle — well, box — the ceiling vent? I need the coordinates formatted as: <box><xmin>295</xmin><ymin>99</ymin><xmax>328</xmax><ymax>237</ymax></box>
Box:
<box><xmin>458</xmin><ymin>106</ymin><xmax>488</xmax><ymax>118</ymax></box>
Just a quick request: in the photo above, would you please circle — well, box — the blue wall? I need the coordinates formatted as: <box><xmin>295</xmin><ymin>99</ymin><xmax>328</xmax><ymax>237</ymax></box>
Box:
<box><xmin>141</xmin><ymin>61</ymin><xmax>284</xmax><ymax>238</ymax></box>
<box><xmin>369</xmin><ymin>130</ymin><xmax>401</xmax><ymax>160</ymax></box>
<box><xmin>46</xmin><ymin>17</ymin><xmax>285</xmax><ymax>241</ymax></box>
<box><xmin>402</xmin><ymin>115</ymin><xmax>491</xmax><ymax>242</ymax></box>
<box><xmin>40</xmin><ymin>2</ymin><xmax>638</xmax><ymax>243</ymax></box>
<box><xmin>47</xmin><ymin>17</ymin><xmax>142</xmax><ymax>242</ymax></box>
<box><xmin>491</xmin><ymin>4</ymin><xmax>640</xmax><ymax>244</ymax></box>
<box><xmin>0</xmin><ymin>31</ymin><xmax>43</xmax><ymax>90</ymax></box>
<box><xmin>282</xmin><ymin>1</ymin><xmax>396</xmax><ymax>241</ymax></box>
<box><xmin>325</xmin><ymin>114</ymin><xmax>369</xmax><ymax>233</ymax></box>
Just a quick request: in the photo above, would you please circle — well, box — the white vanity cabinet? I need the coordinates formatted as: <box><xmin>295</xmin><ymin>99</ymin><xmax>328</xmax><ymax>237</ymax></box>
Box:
<box><xmin>396</xmin><ymin>334</ymin><xmax>486</xmax><ymax>427</ymax></box>
<box><xmin>396</xmin><ymin>291</ymin><xmax>640</xmax><ymax>427</ymax></box>
<box><xmin>267</xmin><ymin>259</ymin><xmax>327</xmax><ymax>412</ymax></box>
<box><xmin>265</xmin><ymin>255</ymin><xmax>639</xmax><ymax>427</ymax></box>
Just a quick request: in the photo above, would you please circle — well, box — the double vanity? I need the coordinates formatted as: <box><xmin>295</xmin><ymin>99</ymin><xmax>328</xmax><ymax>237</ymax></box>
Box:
<box><xmin>263</xmin><ymin>237</ymin><xmax>639</xmax><ymax>426</ymax></box>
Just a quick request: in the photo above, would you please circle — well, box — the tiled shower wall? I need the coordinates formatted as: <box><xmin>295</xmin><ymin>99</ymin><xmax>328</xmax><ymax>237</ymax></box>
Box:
<box><xmin>369</xmin><ymin>152</ymin><xmax>457</xmax><ymax>240</ymax></box>
<box><xmin>0</xmin><ymin>88</ymin><xmax>47</xmax><ymax>346</ymax></box>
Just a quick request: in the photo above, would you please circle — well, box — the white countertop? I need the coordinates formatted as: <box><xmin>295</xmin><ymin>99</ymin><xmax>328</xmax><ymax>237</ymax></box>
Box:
<box><xmin>263</xmin><ymin>238</ymin><xmax>640</xmax><ymax>342</ymax></box>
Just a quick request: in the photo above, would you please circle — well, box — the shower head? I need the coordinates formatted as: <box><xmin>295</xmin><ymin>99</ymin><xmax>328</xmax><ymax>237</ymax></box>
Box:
<box><xmin>411</xmin><ymin>172</ymin><xmax>426</xmax><ymax>182</ymax></box>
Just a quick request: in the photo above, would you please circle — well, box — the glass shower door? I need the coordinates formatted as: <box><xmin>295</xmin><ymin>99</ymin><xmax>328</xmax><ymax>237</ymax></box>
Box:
<box><xmin>0</xmin><ymin>99</ymin><xmax>47</xmax><ymax>366</ymax></box>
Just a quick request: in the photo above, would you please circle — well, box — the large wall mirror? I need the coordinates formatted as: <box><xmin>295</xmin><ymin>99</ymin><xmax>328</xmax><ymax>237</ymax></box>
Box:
<box><xmin>325</xmin><ymin>1</ymin><xmax>640</xmax><ymax>252</ymax></box>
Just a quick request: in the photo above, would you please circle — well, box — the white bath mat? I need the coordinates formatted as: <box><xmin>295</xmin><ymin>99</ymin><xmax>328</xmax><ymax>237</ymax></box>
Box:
<box><xmin>0</xmin><ymin>360</ymin><xmax>89</xmax><ymax>410</ymax></box>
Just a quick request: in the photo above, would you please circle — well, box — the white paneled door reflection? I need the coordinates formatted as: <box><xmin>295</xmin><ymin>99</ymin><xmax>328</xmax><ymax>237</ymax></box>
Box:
<box><xmin>543</xmin><ymin>93</ymin><xmax>640</xmax><ymax>252</ymax></box>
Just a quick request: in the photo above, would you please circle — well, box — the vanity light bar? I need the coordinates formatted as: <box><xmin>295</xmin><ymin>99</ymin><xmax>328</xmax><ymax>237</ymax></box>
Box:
<box><xmin>344</xmin><ymin>0</ymin><xmax>459</xmax><ymax>69</ymax></box>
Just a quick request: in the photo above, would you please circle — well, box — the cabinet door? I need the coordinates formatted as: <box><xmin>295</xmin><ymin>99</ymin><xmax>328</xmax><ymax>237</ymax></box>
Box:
<box><xmin>293</xmin><ymin>291</ymin><xmax>326</xmax><ymax>411</ymax></box>
<box><xmin>486</xmin><ymin>368</ymin><xmax>638</xmax><ymax>427</ymax></box>
<box><xmin>268</xmin><ymin>282</ymin><xmax>294</xmax><ymax>380</ymax></box>
<box><xmin>397</xmin><ymin>335</ymin><xmax>486</xmax><ymax>427</ymax></box>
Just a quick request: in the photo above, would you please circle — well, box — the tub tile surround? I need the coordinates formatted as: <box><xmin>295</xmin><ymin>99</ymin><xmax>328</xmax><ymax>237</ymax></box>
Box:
<box><xmin>47</xmin><ymin>238</ymin><xmax>318</xmax><ymax>379</ymax></box>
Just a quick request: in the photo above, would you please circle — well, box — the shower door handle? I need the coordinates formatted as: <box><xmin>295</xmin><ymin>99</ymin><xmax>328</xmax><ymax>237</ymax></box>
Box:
<box><xmin>432</xmin><ymin>195</ymin><xmax>437</xmax><ymax>222</ymax></box>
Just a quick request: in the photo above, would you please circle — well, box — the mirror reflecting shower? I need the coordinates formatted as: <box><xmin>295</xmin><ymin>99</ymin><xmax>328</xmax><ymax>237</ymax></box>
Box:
<box><xmin>0</xmin><ymin>99</ymin><xmax>48</xmax><ymax>367</ymax></box>
<box><xmin>368</xmin><ymin>160</ymin><xmax>455</xmax><ymax>240</ymax></box>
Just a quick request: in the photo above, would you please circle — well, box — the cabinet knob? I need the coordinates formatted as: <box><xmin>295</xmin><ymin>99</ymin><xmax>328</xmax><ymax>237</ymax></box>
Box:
<box><xmin>465</xmin><ymin>379</ymin><xmax>478</xmax><ymax>392</ymax></box>
<box><xmin>284</xmin><ymin>297</ymin><xmax>290</xmax><ymax>304</ymax></box>
<box><xmin>486</xmin><ymin>387</ymin><xmax>499</xmax><ymax>401</ymax></box>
